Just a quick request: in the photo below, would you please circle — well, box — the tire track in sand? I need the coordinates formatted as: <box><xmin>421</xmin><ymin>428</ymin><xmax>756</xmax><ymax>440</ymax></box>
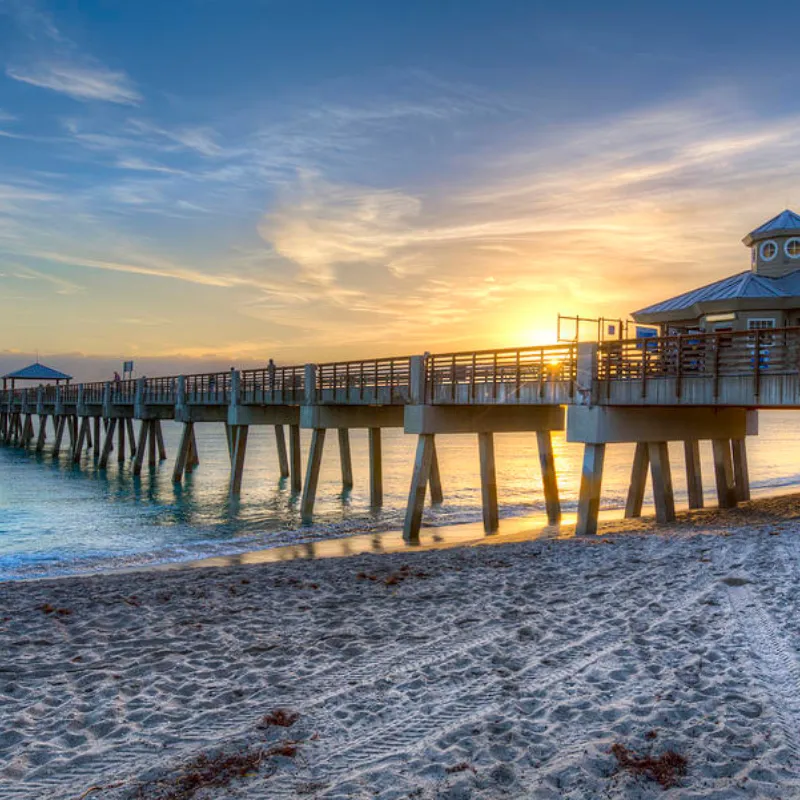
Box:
<box><xmin>726</xmin><ymin>581</ymin><xmax>800</xmax><ymax>760</ymax></box>
<box><xmin>11</xmin><ymin>549</ymin><xmax>661</xmax><ymax>800</ymax></box>
<box><xmin>265</xmin><ymin>576</ymin><xmax>719</xmax><ymax>796</ymax></box>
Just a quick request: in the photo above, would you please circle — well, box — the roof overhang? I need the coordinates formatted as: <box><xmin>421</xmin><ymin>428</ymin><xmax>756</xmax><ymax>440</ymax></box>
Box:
<box><xmin>633</xmin><ymin>295</ymin><xmax>800</xmax><ymax>325</ymax></box>
<box><xmin>742</xmin><ymin>227</ymin><xmax>800</xmax><ymax>247</ymax></box>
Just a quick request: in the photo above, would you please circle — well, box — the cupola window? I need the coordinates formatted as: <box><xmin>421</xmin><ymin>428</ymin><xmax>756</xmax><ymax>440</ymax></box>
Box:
<box><xmin>785</xmin><ymin>238</ymin><xmax>800</xmax><ymax>258</ymax></box>
<box><xmin>760</xmin><ymin>240</ymin><xmax>778</xmax><ymax>261</ymax></box>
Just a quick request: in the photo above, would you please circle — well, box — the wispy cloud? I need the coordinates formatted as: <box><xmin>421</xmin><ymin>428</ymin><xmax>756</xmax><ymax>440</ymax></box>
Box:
<box><xmin>115</xmin><ymin>157</ymin><xmax>187</xmax><ymax>175</ymax></box>
<box><xmin>7</xmin><ymin>62</ymin><xmax>141</xmax><ymax>104</ymax></box>
<box><xmin>260</xmin><ymin>175</ymin><xmax>421</xmax><ymax>284</ymax></box>
<box><xmin>3</xmin><ymin>0</ymin><xmax>141</xmax><ymax>105</ymax></box>
<box><xmin>6</xmin><ymin>265</ymin><xmax>82</xmax><ymax>295</ymax></box>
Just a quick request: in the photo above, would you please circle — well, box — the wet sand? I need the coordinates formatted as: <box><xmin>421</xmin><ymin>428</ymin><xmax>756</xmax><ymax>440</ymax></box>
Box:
<box><xmin>3</xmin><ymin>495</ymin><xmax>800</xmax><ymax>798</ymax></box>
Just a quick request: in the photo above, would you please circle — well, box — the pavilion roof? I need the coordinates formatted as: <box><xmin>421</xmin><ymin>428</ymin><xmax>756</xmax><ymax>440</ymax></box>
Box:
<box><xmin>2</xmin><ymin>362</ymin><xmax>72</xmax><ymax>381</ymax></box>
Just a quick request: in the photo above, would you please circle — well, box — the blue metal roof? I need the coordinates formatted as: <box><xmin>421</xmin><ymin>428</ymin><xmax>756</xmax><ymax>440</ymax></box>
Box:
<box><xmin>633</xmin><ymin>269</ymin><xmax>800</xmax><ymax>317</ymax></box>
<box><xmin>2</xmin><ymin>362</ymin><xmax>72</xmax><ymax>381</ymax></box>
<box><xmin>743</xmin><ymin>209</ymin><xmax>800</xmax><ymax>245</ymax></box>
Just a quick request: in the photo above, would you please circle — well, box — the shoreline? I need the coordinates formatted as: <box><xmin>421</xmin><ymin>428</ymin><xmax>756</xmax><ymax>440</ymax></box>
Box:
<box><xmin>3</xmin><ymin>493</ymin><xmax>800</xmax><ymax>798</ymax></box>
<box><xmin>8</xmin><ymin>481</ymin><xmax>800</xmax><ymax>585</ymax></box>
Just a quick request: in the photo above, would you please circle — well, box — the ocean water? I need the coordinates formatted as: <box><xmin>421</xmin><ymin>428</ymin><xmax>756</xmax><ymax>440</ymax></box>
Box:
<box><xmin>1</xmin><ymin>411</ymin><xmax>799</xmax><ymax>580</ymax></box>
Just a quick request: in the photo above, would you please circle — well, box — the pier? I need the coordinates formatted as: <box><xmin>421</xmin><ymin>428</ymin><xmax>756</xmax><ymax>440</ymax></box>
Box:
<box><xmin>1</xmin><ymin>325</ymin><xmax>795</xmax><ymax>539</ymax></box>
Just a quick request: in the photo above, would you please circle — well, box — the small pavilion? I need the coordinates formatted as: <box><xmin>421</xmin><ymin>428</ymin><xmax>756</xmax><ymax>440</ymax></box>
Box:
<box><xmin>633</xmin><ymin>209</ymin><xmax>800</xmax><ymax>335</ymax></box>
<box><xmin>2</xmin><ymin>362</ymin><xmax>72</xmax><ymax>390</ymax></box>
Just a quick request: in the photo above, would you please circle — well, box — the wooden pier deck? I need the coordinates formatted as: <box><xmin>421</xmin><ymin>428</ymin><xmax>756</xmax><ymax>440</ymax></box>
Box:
<box><xmin>2</xmin><ymin>327</ymin><xmax>798</xmax><ymax>539</ymax></box>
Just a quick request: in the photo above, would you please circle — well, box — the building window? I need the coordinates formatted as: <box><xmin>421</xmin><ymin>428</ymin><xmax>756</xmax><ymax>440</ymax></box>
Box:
<box><xmin>760</xmin><ymin>240</ymin><xmax>778</xmax><ymax>261</ymax></box>
<box><xmin>748</xmin><ymin>318</ymin><xmax>776</xmax><ymax>351</ymax></box>
<box><xmin>786</xmin><ymin>238</ymin><xmax>800</xmax><ymax>258</ymax></box>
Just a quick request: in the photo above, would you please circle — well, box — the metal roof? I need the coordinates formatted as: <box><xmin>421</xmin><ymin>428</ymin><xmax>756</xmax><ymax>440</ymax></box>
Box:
<box><xmin>633</xmin><ymin>269</ymin><xmax>800</xmax><ymax>317</ymax></box>
<box><xmin>743</xmin><ymin>209</ymin><xmax>800</xmax><ymax>246</ymax></box>
<box><xmin>2</xmin><ymin>362</ymin><xmax>72</xmax><ymax>381</ymax></box>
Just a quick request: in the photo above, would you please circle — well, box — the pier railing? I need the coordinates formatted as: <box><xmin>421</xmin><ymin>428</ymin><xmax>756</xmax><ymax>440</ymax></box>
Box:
<box><xmin>143</xmin><ymin>377</ymin><xmax>177</xmax><ymax>404</ymax></box>
<box><xmin>425</xmin><ymin>344</ymin><xmax>577</xmax><ymax>404</ymax></box>
<box><xmin>110</xmin><ymin>379</ymin><xmax>137</xmax><ymax>404</ymax></box>
<box><xmin>61</xmin><ymin>384</ymin><xmax>78</xmax><ymax>403</ymax></box>
<box><xmin>316</xmin><ymin>357</ymin><xmax>412</xmax><ymax>405</ymax></box>
<box><xmin>598</xmin><ymin>327</ymin><xmax>800</xmax><ymax>405</ymax></box>
<box><xmin>185</xmin><ymin>372</ymin><xmax>230</xmax><ymax>404</ymax></box>
<box><xmin>240</xmin><ymin>366</ymin><xmax>304</xmax><ymax>405</ymax></box>
<box><xmin>9</xmin><ymin>329</ymin><xmax>800</xmax><ymax>413</ymax></box>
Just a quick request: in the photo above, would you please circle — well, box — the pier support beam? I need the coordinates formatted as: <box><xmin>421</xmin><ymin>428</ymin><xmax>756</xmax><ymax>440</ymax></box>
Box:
<box><xmin>52</xmin><ymin>416</ymin><xmax>66</xmax><ymax>457</ymax></box>
<box><xmin>22</xmin><ymin>414</ymin><xmax>35</xmax><ymax>448</ymax></box>
<box><xmin>712</xmin><ymin>439</ymin><xmax>737</xmax><ymax>509</ymax></box>
<box><xmin>36</xmin><ymin>415</ymin><xmax>48</xmax><ymax>453</ymax></box>
<box><xmin>536</xmin><ymin>430</ymin><xmax>561</xmax><ymax>524</ymax></box>
<box><xmin>126</xmin><ymin>419</ymin><xmax>136</xmax><ymax>457</ymax></box>
<box><xmin>403</xmin><ymin>404</ymin><xmax>564</xmax><ymax>539</ymax></box>
<box><xmin>148</xmin><ymin>420</ymin><xmax>157</xmax><ymax>468</ymax></box>
<box><xmin>229</xmin><ymin>424</ymin><xmax>249</xmax><ymax>497</ymax></box>
<box><xmin>301</xmin><ymin>428</ymin><xmax>326</xmax><ymax>523</ymax></box>
<box><xmin>99</xmin><ymin>419</ymin><xmax>117</xmax><ymax>469</ymax></box>
<box><xmin>72</xmin><ymin>418</ymin><xmax>89</xmax><ymax>463</ymax></box>
<box><xmin>648</xmin><ymin>441</ymin><xmax>675</xmax><ymax>523</ymax></box>
<box><xmin>224</xmin><ymin>422</ymin><xmax>232</xmax><ymax>462</ymax></box>
<box><xmin>684</xmin><ymin>440</ymin><xmax>704</xmax><ymax>509</ymax></box>
<box><xmin>117</xmin><ymin>417</ymin><xmax>126</xmax><ymax>464</ymax></box>
<box><xmin>93</xmin><ymin>417</ymin><xmax>101</xmax><ymax>458</ymax></box>
<box><xmin>133</xmin><ymin>421</ymin><xmax>149</xmax><ymax>476</ymax></box>
<box><xmin>155</xmin><ymin>420</ymin><xmax>167</xmax><ymax>461</ymax></box>
<box><xmin>576</xmin><ymin>443</ymin><xmax>606</xmax><ymax>536</ymax></box>
<box><xmin>624</xmin><ymin>442</ymin><xmax>649</xmax><ymax>519</ymax></box>
<box><xmin>338</xmin><ymin>428</ymin><xmax>353</xmax><ymax>490</ymax></box>
<box><xmin>66</xmin><ymin>416</ymin><xmax>76</xmax><ymax>453</ymax></box>
<box><xmin>275</xmin><ymin>425</ymin><xmax>290</xmax><ymax>479</ymax></box>
<box><xmin>172</xmin><ymin>422</ymin><xmax>194</xmax><ymax>483</ymax></box>
<box><xmin>289</xmin><ymin>424</ymin><xmax>302</xmax><ymax>494</ymax></box>
<box><xmin>369</xmin><ymin>427</ymin><xmax>383</xmax><ymax>507</ymax></box>
<box><xmin>478</xmin><ymin>432</ymin><xmax>499</xmax><ymax>533</ymax></box>
<box><xmin>568</xmin><ymin>406</ymin><xmax>756</xmax><ymax>533</ymax></box>
<box><xmin>403</xmin><ymin>433</ymin><xmax>435</xmax><ymax>543</ymax></box>
<box><xmin>732</xmin><ymin>438</ymin><xmax>751</xmax><ymax>503</ymax></box>
<box><xmin>429</xmin><ymin>440</ymin><xmax>444</xmax><ymax>504</ymax></box>
<box><xmin>185</xmin><ymin>424</ymin><xmax>199</xmax><ymax>473</ymax></box>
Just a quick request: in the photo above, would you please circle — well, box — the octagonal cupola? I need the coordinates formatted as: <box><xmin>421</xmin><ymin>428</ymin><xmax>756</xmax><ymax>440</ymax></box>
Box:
<box><xmin>743</xmin><ymin>209</ymin><xmax>800</xmax><ymax>277</ymax></box>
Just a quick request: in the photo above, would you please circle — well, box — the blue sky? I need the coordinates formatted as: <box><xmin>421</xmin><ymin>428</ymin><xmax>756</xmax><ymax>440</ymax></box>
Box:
<box><xmin>2</xmin><ymin>0</ymin><xmax>800</xmax><ymax>376</ymax></box>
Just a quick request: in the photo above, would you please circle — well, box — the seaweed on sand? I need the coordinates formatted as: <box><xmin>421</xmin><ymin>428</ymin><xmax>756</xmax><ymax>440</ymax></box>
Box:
<box><xmin>611</xmin><ymin>743</ymin><xmax>688</xmax><ymax>789</ymax></box>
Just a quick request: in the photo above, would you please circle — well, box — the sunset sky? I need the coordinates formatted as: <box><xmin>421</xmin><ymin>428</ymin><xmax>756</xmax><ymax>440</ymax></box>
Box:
<box><xmin>2</xmin><ymin>0</ymin><xmax>800</xmax><ymax>378</ymax></box>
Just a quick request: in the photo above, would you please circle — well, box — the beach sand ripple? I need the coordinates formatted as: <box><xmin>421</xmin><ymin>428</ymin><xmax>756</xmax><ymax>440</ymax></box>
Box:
<box><xmin>3</xmin><ymin>497</ymin><xmax>800</xmax><ymax>798</ymax></box>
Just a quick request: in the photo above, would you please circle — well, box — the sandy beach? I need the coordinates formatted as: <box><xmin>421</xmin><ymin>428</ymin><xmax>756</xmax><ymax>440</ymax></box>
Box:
<box><xmin>3</xmin><ymin>497</ymin><xmax>800</xmax><ymax>799</ymax></box>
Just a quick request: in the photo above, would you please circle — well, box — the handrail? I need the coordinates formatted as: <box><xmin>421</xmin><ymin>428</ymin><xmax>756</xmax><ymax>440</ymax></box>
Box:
<box><xmin>598</xmin><ymin>327</ymin><xmax>800</xmax><ymax>385</ymax></box>
<box><xmin>425</xmin><ymin>343</ymin><xmax>577</xmax><ymax>404</ymax></box>
<box><xmin>316</xmin><ymin>356</ymin><xmax>413</xmax><ymax>404</ymax></box>
<box><xmin>240</xmin><ymin>365</ymin><xmax>304</xmax><ymax>403</ymax></box>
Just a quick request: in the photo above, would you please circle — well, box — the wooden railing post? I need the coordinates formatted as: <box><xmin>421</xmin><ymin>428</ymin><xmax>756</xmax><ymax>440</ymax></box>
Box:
<box><xmin>641</xmin><ymin>342</ymin><xmax>649</xmax><ymax>399</ymax></box>
<box><xmin>134</xmin><ymin>377</ymin><xmax>145</xmax><ymax>418</ymax></box>
<box><xmin>176</xmin><ymin>375</ymin><xmax>186</xmax><ymax>412</ymax></box>
<box><xmin>754</xmin><ymin>330</ymin><xmax>761</xmax><ymax>400</ymax></box>
<box><xmin>304</xmin><ymin>364</ymin><xmax>317</xmax><ymax>405</ymax></box>
<box><xmin>230</xmin><ymin>369</ymin><xmax>241</xmax><ymax>409</ymax></box>
<box><xmin>576</xmin><ymin>342</ymin><xmax>598</xmax><ymax>405</ymax></box>
<box><xmin>409</xmin><ymin>356</ymin><xmax>426</xmax><ymax>404</ymax></box>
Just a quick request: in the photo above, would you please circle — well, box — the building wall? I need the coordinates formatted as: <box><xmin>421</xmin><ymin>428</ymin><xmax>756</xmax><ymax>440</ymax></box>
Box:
<box><xmin>664</xmin><ymin>307</ymin><xmax>800</xmax><ymax>334</ymax></box>
<box><xmin>752</xmin><ymin>235</ymin><xmax>800</xmax><ymax>277</ymax></box>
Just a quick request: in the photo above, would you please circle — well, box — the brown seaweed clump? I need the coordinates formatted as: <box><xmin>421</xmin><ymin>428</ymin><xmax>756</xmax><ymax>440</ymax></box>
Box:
<box><xmin>611</xmin><ymin>743</ymin><xmax>688</xmax><ymax>789</ymax></box>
